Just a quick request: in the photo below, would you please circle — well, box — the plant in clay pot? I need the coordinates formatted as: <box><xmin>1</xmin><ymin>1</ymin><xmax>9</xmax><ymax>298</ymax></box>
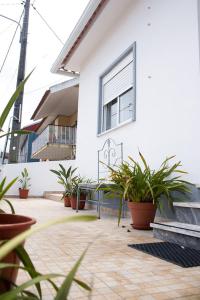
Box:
<box><xmin>0</xmin><ymin>214</ymin><xmax>96</xmax><ymax>298</ymax></box>
<box><xmin>50</xmin><ymin>165</ymin><xmax>92</xmax><ymax>210</ymax></box>
<box><xmin>99</xmin><ymin>152</ymin><xmax>190</xmax><ymax>229</ymax></box>
<box><xmin>50</xmin><ymin>164</ymin><xmax>77</xmax><ymax>207</ymax></box>
<box><xmin>18</xmin><ymin>168</ymin><xmax>31</xmax><ymax>199</ymax></box>
<box><xmin>70</xmin><ymin>176</ymin><xmax>92</xmax><ymax>210</ymax></box>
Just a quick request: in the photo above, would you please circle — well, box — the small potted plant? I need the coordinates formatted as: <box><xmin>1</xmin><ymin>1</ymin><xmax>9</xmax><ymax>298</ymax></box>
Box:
<box><xmin>70</xmin><ymin>176</ymin><xmax>92</xmax><ymax>210</ymax></box>
<box><xmin>100</xmin><ymin>152</ymin><xmax>190</xmax><ymax>229</ymax></box>
<box><xmin>50</xmin><ymin>164</ymin><xmax>77</xmax><ymax>207</ymax></box>
<box><xmin>18</xmin><ymin>168</ymin><xmax>31</xmax><ymax>199</ymax></box>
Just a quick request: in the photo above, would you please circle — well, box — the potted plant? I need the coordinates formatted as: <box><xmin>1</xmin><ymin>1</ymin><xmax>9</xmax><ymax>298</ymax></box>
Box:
<box><xmin>18</xmin><ymin>168</ymin><xmax>31</xmax><ymax>199</ymax></box>
<box><xmin>50</xmin><ymin>165</ymin><xmax>77</xmax><ymax>207</ymax></box>
<box><xmin>0</xmin><ymin>214</ymin><xmax>96</xmax><ymax>296</ymax></box>
<box><xmin>70</xmin><ymin>176</ymin><xmax>92</xmax><ymax>210</ymax></box>
<box><xmin>100</xmin><ymin>152</ymin><xmax>190</xmax><ymax>229</ymax></box>
<box><xmin>50</xmin><ymin>166</ymin><xmax>92</xmax><ymax>210</ymax></box>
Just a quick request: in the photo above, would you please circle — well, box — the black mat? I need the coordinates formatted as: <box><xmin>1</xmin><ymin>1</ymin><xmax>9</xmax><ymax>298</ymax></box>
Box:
<box><xmin>128</xmin><ymin>242</ymin><xmax>200</xmax><ymax>268</ymax></box>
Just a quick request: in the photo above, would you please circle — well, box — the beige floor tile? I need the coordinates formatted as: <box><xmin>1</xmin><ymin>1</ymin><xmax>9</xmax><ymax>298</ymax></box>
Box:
<box><xmin>8</xmin><ymin>198</ymin><xmax>200</xmax><ymax>300</ymax></box>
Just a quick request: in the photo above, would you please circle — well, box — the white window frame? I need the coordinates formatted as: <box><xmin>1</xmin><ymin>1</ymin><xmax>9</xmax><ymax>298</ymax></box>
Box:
<box><xmin>98</xmin><ymin>43</ymin><xmax>136</xmax><ymax>134</ymax></box>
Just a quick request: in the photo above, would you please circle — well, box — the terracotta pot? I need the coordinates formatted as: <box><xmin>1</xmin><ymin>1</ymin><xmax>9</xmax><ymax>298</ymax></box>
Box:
<box><xmin>0</xmin><ymin>214</ymin><xmax>36</xmax><ymax>292</ymax></box>
<box><xmin>64</xmin><ymin>196</ymin><xmax>71</xmax><ymax>207</ymax></box>
<box><xmin>19</xmin><ymin>188</ymin><xmax>29</xmax><ymax>199</ymax></box>
<box><xmin>70</xmin><ymin>194</ymin><xmax>86</xmax><ymax>210</ymax></box>
<box><xmin>128</xmin><ymin>202</ymin><xmax>156</xmax><ymax>230</ymax></box>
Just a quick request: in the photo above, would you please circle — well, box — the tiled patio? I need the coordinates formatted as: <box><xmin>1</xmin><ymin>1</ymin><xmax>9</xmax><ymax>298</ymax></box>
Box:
<box><xmin>9</xmin><ymin>198</ymin><xmax>200</xmax><ymax>300</ymax></box>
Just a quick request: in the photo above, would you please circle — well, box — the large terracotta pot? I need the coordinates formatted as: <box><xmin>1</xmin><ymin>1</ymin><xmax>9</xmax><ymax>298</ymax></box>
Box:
<box><xmin>70</xmin><ymin>194</ymin><xmax>86</xmax><ymax>210</ymax></box>
<box><xmin>128</xmin><ymin>202</ymin><xmax>156</xmax><ymax>230</ymax></box>
<box><xmin>19</xmin><ymin>188</ymin><xmax>29</xmax><ymax>199</ymax></box>
<box><xmin>64</xmin><ymin>196</ymin><xmax>71</xmax><ymax>207</ymax></box>
<box><xmin>0</xmin><ymin>214</ymin><xmax>36</xmax><ymax>292</ymax></box>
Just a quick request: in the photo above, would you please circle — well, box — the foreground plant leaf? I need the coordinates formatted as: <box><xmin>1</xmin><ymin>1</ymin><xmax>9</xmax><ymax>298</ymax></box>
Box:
<box><xmin>0</xmin><ymin>273</ymin><xmax>63</xmax><ymax>300</ymax></box>
<box><xmin>0</xmin><ymin>215</ymin><xmax>97</xmax><ymax>261</ymax></box>
<box><xmin>54</xmin><ymin>247</ymin><xmax>90</xmax><ymax>300</ymax></box>
<box><xmin>0</xmin><ymin>70</ymin><xmax>34</xmax><ymax>130</ymax></box>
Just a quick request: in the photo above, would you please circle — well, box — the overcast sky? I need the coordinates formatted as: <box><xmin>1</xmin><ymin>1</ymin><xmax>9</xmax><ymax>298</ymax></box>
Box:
<box><xmin>0</xmin><ymin>0</ymin><xmax>89</xmax><ymax>150</ymax></box>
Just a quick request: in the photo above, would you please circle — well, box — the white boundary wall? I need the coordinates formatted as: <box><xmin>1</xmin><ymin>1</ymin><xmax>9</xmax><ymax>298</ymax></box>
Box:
<box><xmin>0</xmin><ymin>160</ymin><xmax>75</xmax><ymax>197</ymax></box>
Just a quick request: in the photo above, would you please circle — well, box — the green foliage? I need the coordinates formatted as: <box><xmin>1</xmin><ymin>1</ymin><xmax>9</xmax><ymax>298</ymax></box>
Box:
<box><xmin>99</xmin><ymin>152</ymin><xmax>191</xmax><ymax>224</ymax></box>
<box><xmin>50</xmin><ymin>165</ymin><xmax>78</xmax><ymax>197</ymax></box>
<box><xmin>0</xmin><ymin>215</ymin><xmax>97</xmax><ymax>299</ymax></box>
<box><xmin>0</xmin><ymin>177</ymin><xmax>17</xmax><ymax>214</ymax></box>
<box><xmin>50</xmin><ymin>165</ymin><xmax>92</xmax><ymax>197</ymax></box>
<box><xmin>0</xmin><ymin>71</ymin><xmax>34</xmax><ymax>138</ymax></box>
<box><xmin>18</xmin><ymin>168</ymin><xmax>31</xmax><ymax>190</ymax></box>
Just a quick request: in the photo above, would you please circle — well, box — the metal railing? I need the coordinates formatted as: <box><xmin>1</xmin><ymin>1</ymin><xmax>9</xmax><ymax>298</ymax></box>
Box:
<box><xmin>32</xmin><ymin>125</ymin><xmax>76</xmax><ymax>156</ymax></box>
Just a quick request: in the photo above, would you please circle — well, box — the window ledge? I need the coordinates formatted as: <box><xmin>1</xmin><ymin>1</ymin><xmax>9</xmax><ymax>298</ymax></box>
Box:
<box><xmin>97</xmin><ymin>119</ymin><xmax>133</xmax><ymax>137</ymax></box>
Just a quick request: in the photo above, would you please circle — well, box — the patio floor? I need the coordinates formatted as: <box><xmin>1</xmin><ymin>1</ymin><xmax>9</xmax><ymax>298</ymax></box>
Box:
<box><xmin>8</xmin><ymin>198</ymin><xmax>200</xmax><ymax>300</ymax></box>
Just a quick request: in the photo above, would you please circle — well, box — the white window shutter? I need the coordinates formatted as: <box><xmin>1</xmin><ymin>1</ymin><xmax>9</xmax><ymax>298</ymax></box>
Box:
<box><xmin>103</xmin><ymin>52</ymin><xmax>133</xmax><ymax>105</ymax></box>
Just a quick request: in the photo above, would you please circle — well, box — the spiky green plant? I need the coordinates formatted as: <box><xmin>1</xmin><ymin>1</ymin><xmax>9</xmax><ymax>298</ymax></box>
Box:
<box><xmin>98</xmin><ymin>152</ymin><xmax>191</xmax><ymax>225</ymax></box>
<box><xmin>50</xmin><ymin>165</ymin><xmax>78</xmax><ymax>197</ymax></box>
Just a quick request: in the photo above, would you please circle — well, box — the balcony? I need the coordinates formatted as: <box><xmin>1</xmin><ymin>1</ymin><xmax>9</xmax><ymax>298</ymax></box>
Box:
<box><xmin>32</xmin><ymin>125</ymin><xmax>76</xmax><ymax>161</ymax></box>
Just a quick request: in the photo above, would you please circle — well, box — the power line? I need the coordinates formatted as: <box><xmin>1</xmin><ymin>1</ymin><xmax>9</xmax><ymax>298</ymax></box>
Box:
<box><xmin>31</xmin><ymin>4</ymin><xmax>64</xmax><ymax>45</ymax></box>
<box><xmin>0</xmin><ymin>10</ymin><xmax>24</xmax><ymax>73</ymax></box>
<box><xmin>24</xmin><ymin>80</ymin><xmax>64</xmax><ymax>94</ymax></box>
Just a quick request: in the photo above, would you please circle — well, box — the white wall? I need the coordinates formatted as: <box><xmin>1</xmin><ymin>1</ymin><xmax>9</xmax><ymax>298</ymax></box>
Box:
<box><xmin>76</xmin><ymin>0</ymin><xmax>200</xmax><ymax>183</ymax></box>
<box><xmin>0</xmin><ymin>160</ymin><xmax>75</xmax><ymax>196</ymax></box>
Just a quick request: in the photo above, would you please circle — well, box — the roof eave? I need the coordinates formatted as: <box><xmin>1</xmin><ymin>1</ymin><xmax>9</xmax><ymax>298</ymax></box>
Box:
<box><xmin>51</xmin><ymin>0</ymin><xmax>105</xmax><ymax>74</ymax></box>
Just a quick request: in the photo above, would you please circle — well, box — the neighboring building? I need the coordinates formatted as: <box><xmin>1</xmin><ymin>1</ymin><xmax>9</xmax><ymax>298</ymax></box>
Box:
<box><xmin>19</xmin><ymin>122</ymin><xmax>41</xmax><ymax>163</ymax></box>
<box><xmin>31</xmin><ymin>78</ymin><xmax>78</xmax><ymax>161</ymax></box>
<box><xmin>51</xmin><ymin>0</ymin><xmax>200</xmax><ymax>184</ymax></box>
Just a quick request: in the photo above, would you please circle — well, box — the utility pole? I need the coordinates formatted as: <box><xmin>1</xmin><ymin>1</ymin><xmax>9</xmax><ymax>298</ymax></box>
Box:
<box><xmin>8</xmin><ymin>0</ymin><xmax>30</xmax><ymax>163</ymax></box>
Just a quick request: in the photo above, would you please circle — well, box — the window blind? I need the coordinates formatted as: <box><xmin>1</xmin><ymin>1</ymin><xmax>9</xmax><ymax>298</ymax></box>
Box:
<box><xmin>102</xmin><ymin>52</ymin><xmax>133</xmax><ymax>105</ymax></box>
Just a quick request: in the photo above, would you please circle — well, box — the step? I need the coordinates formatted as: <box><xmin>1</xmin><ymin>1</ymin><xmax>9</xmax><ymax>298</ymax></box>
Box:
<box><xmin>173</xmin><ymin>202</ymin><xmax>200</xmax><ymax>225</ymax></box>
<box><xmin>151</xmin><ymin>221</ymin><xmax>200</xmax><ymax>250</ymax></box>
<box><xmin>173</xmin><ymin>202</ymin><xmax>200</xmax><ymax>208</ymax></box>
<box><xmin>44</xmin><ymin>192</ymin><xmax>63</xmax><ymax>202</ymax></box>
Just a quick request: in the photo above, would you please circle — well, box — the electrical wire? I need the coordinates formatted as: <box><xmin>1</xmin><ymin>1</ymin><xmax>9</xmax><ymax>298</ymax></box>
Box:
<box><xmin>0</xmin><ymin>9</ymin><xmax>24</xmax><ymax>73</ymax></box>
<box><xmin>24</xmin><ymin>80</ymin><xmax>64</xmax><ymax>94</ymax></box>
<box><xmin>31</xmin><ymin>4</ymin><xmax>64</xmax><ymax>45</ymax></box>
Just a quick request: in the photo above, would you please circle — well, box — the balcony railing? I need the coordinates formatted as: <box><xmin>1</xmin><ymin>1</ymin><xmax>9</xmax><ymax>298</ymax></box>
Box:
<box><xmin>32</xmin><ymin>125</ymin><xmax>76</xmax><ymax>156</ymax></box>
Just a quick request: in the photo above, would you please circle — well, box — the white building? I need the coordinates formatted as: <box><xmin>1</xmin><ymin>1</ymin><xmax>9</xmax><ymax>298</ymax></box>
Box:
<box><xmin>1</xmin><ymin>0</ymin><xmax>200</xmax><ymax>196</ymax></box>
<box><xmin>51</xmin><ymin>0</ymin><xmax>200</xmax><ymax>183</ymax></box>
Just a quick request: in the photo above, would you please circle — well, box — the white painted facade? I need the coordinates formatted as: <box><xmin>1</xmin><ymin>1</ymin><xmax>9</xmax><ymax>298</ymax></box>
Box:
<box><xmin>73</xmin><ymin>0</ymin><xmax>200</xmax><ymax>183</ymax></box>
<box><xmin>1</xmin><ymin>0</ymin><xmax>200</xmax><ymax>196</ymax></box>
<box><xmin>0</xmin><ymin>160</ymin><xmax>74</xmax><ymax>196</ymax></box>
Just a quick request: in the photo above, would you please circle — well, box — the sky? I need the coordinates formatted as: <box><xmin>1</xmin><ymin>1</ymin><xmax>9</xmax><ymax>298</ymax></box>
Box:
<box><xmin>0</xmin><ymin>0</ymin><xmax>89</xmax><ymax>151</ymax></box>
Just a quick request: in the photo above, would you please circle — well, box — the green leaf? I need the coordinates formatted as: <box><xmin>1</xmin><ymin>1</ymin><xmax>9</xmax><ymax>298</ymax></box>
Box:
<box><xmin>0</xmin><ymin>177</ymin><xmax>18</xmax><ymax>200</ymax></box>
<box><xmin>0</xmin><ymin>70</ymin><xmax>34</xmax><ymax>130</ymax></box>
<box><xmin>0</xmin><ymin>215</ymin><xmax>97</xmax><ymax>261</ymax></box>
<box><xmin>15</xmin><ymin>245</ymin><xmax>42</xmax><ymax>298</ymax></box>
<box><xmin>0</xmin><ymin>177</ymin><xmax>6</xmax><ymax>192</ymax></box>
<box><xmin>54</xmin><ymin>247</ymin><xmax>89</xmax><ymax>299</ymax></box>
<box><xmin>50</xmin><ymin>169</ymin><xmax>61</xmax><ymax>177</ymax></box>
<box><xmin>2</xmin><ymin>198</ymin><xmax>15</xmax><ymax>214</ymax></box>
<box><xmin>73</xmin><ymin>278</ymin><xmax>91</xmax><ymax>291</ymax></box>
<box><xmin>0</xmin><ymin>273</ymin><xmax>62</xmax><ymax>300</ymax></box>
<box><xmin>0</xmin><ymin>130</ymin><xmax>33</xmax><ymax>139</ymax></box>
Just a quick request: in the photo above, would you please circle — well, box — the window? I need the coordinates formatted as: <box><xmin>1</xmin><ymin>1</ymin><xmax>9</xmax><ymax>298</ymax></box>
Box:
<box><xmin>99</xmin><ymin>44</ymin><xmax>136</xmax><ymax>134</ymax></box>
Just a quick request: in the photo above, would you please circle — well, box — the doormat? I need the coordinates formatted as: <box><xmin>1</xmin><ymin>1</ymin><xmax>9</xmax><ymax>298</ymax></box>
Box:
<box><xmin>128</xmin><ymin>242</ymin><xmax>200</xmax><ymax>268</ymax></box>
